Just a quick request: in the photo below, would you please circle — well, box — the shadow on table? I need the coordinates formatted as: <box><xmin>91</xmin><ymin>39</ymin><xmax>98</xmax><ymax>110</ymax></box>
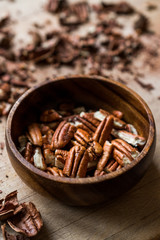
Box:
<box><xmin>34</xmin><ymin>162</ymin><xmax>160</xmax><ymax>240</ymax></box>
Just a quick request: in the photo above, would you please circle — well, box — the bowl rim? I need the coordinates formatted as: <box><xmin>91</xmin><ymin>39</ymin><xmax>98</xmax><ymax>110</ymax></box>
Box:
<box><xmin>6</xmin><ymin>75</ymin><xmax>155</xmax><ymax>184</ymax></box>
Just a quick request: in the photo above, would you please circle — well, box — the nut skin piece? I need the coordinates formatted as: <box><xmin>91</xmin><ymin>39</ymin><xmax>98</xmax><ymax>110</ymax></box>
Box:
<box><xmin>97</xmin><ymin>141</ymin><xmax>113</xmax><ymax>171</ymax></box>
<box><xmin>51</xmin><ymin>121</ymin><xmax>76</xmax><ymax>149</ymax></box>
<box><xmin>63</xmin><ymin>146</ymin><xmax>90</xmax><ymax>178</ymax></box>
<box><xmin>93</xmin><ymin>115</ymin><xmax>113</xmax><ymax>146</ymax></box>
<box><xmin>7</xmin><ymin>202</ymin><xmax>43</xmax><ymax>237</ymax></box>
<box><xmin>0</xmin><ymin>191</ymin><xmax>19</xmax><ymax>221</ymax></box>
<box><xmin>40</xmin><ymin>109</ymin><xmax>62</xmax><ymax>122</ymax></box>
<box><xmin>1</xmin><ymin>223</ymin><xmax>30</xmax><ymax>240</ymax></box>
<box><xmin>28</xmin><ymin>123</ymin><xmax>42</xmax><ymax>146</ymax></box>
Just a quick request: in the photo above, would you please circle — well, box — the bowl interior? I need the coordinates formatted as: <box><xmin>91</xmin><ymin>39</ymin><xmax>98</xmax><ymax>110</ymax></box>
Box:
<box><xmin>8</xmin><ymin>76</ymin><xmax>153</xmax><ymax>182</ymax></box>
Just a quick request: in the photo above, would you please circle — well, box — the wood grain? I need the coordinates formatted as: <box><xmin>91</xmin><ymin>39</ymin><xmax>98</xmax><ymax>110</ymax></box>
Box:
<box><xmin>0</xmin><ymin>0</ymin><xmax>160</xmax><ymax>239</ymax></box>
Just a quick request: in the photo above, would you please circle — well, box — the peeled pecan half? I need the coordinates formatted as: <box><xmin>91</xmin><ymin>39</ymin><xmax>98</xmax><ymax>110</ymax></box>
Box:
<box><xmin>104</xmin><ymin>159</ymin><xmax>120</xmax><ymax>173</ymax></box>
<box><xmin>80</xmin><ymin>112</ymin><xmax>100</xmax><ymax>128</ymax></box>
<box><xmin>113</xmin><ymin>148</ymin><xmax>132</xmax><ymax>166</ymax></box>
<box><xmin>94</xmin><ymin>109</ymin><xmax>126</xmax><ymax>130</ymax></box>
<box><xmin>28</xmin><ymin>123</ymin><xmax>42</xmax><ymax>146</ymax></box>
<box><xmin>7</xmin><ymin>202</ymin><xmax>43</xmax><ymax>237</ymax></box>
<box><xmin>0</xmin><ymin>191</ymin><xmax>19</xmax><ymax>221</ymax></box>
<box><xmin>77</xmin><ymin>115</ymin><xmax>97</xmax><ymax>134</ymax></box>
<box><xmin>111</xmin><ymin>129</ymin><xmax>146</xmax><ymax>147</ymax></box>
<box><xmin>93</xmin><ymin>115</ymin><xmax>113</xmax><ymax>146</ymax></box>
<box><xmin>87</xmin><ymin>141</ymin><xmax>103</xmax><ymax>161</ymax></box>
<box><xmin>74</xmin><ymin>128</ymin><xmax>92</xmax><ymax>147</ymax></box>
<box><xmin>51</xmin><ymin>121</ymin><xmax>76</xmax><ymax>149</ymax></box>
<box><xmin>112</xmin><ymin>139</ymin><xmax>139</xmax><ymax>160</ymax></box>
<box><xmin>63</xmin><ymin>145</ymin><xmax>90</xmax><ymax>178</ymax></box>
<box><xmin>97</xmin><ymin>141</ymin><xmax>113</xmax><ymax>171</ymax></box>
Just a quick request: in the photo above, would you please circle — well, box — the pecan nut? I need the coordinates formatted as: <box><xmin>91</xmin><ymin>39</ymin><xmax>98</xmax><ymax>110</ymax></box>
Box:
<box><xmin>42</xmin><ymin>129</ymin><xmax>54</xmax><ymax>145</ymax></box>
<box><xmin>47</xmin><ymin>167</ymin><xmax>64</xmax><ymax>177</ymax></box>
<box><xmin>112</xmin><ymin>139</ymin><xmax>139</xmax><ymax>160</ymax></box>
<box><xmin>111</xmin><ymin>129</ymin><xmax>146</xmax><ymax>147</ymax></box>
<box><xmin>94</xmin><ymin>109</ymin><xmax>126</xmax><ymax>129</ymax></box>
<box><xmin>112</xmin><ymin>110</ymin><xmax>123</xmax><ymax>119</ymax></box>
<box><xmin>40</xmin><ymin>109</ymin><xmax>62</xmax><ymax>122</ymax></box>
<box><xmin>51</xmin><ymin>121</ymin><xmax>76</xmax><ymax>149</ymax></box>
<box><xmin>76</xmin><ymin>114</ymin><xmax>97</xmax><ymax>134</ymax></box>
<box><xmin>113</xmin><ymin>148</ymin><xmax>132</xmax><ymax>166</ymax></box>
<box><xmin>87</xmin><ymin>141</ymin><xmax>103</xmax><ymax>161</ymax></box>
<box><xmin>97</xmin><ymin>141</ymin><xmax>113</xmax><ymax>171</ymax></box>
<box><xmin>74</xmin><ymin>128</ymin><xmax>91</xmax><ymax>147</ymax></box>
<box><xmin>63</xmin><ymin>146</ymin><xmax>90</xmax><ymax>178</ymax></box>
<box><xmin>24</xmin><ymin>142</ymin><xmax>34</xmax><ymax>164</ymax></box>
<box><xmin>43</xmin><ymin>149</ymin><xmax>55</xmax><ymax>165</ymax></box>
<box><xmin>89</xmin><ymin>141</ymin><xmax>103</xmax><ymax>156</ymax></box>
<box><xmin>104</xmin><ymin>159</ymin><xmax>120</xmax><ymax>173</ymax></box>
<box><xmin>55</xmin><ymin>149</ymin><xmax>68</xmax><ymax>164</ymax></box>
<box><xmin>80</xmin><ymin>112</ymin><xmax>100</xmax><ymax>128</ymax></box>
<box><xmin>93</xmin><ymin>115</ymin><xmax>113</xmax><ymax>146</ymax></box>
<box><xmin>28</xmin><ymin>123</ymin><xmax>42</xmax><ymax>146</ymax></box>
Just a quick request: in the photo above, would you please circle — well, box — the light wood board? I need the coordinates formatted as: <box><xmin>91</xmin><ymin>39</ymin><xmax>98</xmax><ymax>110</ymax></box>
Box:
<box><xmin>0</xmin><ymin>0</ymin><xmax>160</xmax><ymax>239</ymax></box>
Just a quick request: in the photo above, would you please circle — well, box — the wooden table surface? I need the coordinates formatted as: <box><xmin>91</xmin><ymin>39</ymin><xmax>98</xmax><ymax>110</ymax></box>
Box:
<box><xmin>0</xmin><ymin>0</ymin><xmax>160</xmax><ymax>239</ymax></box>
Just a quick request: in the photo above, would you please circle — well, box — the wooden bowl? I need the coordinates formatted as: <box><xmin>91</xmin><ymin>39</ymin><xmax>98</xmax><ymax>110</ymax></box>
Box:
<box><xmin>5</xmin><ymin>75</ymin><xmax>156</xmax><ymax>206</ymax></box>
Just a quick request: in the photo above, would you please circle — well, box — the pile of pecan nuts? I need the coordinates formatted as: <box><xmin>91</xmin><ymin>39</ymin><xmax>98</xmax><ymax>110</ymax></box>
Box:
<box><xmin>18</xmin><ymin>104</ymin><xmax>146</xmax><ymax>178</ymax></box>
